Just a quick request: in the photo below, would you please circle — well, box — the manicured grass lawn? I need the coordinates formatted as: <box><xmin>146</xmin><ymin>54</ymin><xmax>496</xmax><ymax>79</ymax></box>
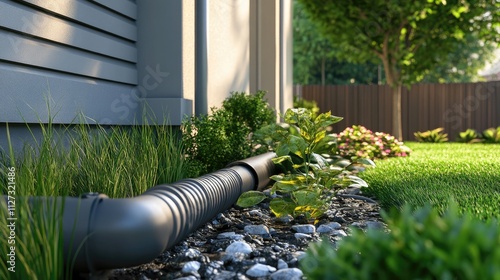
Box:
<box><xmin>360</xmin><ymin>142</ymin><xmax>500</xmax><ymax>220</ymax></box>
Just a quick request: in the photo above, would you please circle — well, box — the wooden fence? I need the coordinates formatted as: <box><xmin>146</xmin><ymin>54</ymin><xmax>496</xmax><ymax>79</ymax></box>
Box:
<box><xmin>294</xmin><ymin>82</ymin><xmax>500</xmax><ymax>141</ymax></box>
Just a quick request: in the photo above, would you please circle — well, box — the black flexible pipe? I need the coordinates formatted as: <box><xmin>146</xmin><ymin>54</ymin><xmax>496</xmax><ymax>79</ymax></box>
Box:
<box><xmin>25</xmin><ymin>152</ymin><xmax>277</xmax><ymax>273</ymax></box>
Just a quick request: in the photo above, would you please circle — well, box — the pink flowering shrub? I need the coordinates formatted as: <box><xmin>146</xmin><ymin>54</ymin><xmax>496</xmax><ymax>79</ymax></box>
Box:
<box><xmin>336</xmin><ymin>125</ymin><xmax>411</xmax><ymax>160</ymax></box>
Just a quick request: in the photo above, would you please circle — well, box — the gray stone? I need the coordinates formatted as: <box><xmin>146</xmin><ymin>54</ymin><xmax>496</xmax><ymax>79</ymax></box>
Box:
<box><xmin>213</xmin><ymin>270</ymin><xmax>238</xmax><ymax>280</ymax></box>
<box><xmin>351</xmin><ymin>222</ymin><xmax>364</xmax><ymax>228</ymax></box>
<box><xmin>218</xmin><ymin>232</ymin><xmax>236</xmax><ymax>239</ymax></box>
<box><xmin>294</xmin><ymin>233</ymin><xmax>311</xmax><ymax>239</ymax></box>
<box><xmin>332</xmin><ymin>229</ymin><xmax>348</xmax><ymax>237</ymax></box>
<box><xmin>270</xmin><ymin>268</ymin><xmax>304</xmax><ymax>280</ymax></box>
<box><xmin>225</xmin><ymin>241</ymin><xmax>253</xmax><ymax>255</ymax></box>
<box><xmin>246</xmin><ymin>263</ymin><xmax>277</xmax><ymax>278</ymax></box>
<box><xmin>317</xmin><ymin>222</ymin><xmax>342</xmax><ymax>233</ymax></box>
<box><xmin>292</xmin><ymin>224</ymin><xmax>316</xmax><ymax>234</ymax></box>
<box><xmin>222</xmin><ymin>252</ymin><xmax>247</xmax><ymax>263</ymax></box>
<box><xmin>277</xmin><ymin>259</ymin><xmax>288</xmax><ymax>270</ymax></box>
<box><xmin>181</xmin><ymin>261</ymin><xmax>201</xmax><ymax>274</ymax></box>
<box><xmin>244</xmin><ymin>224</ymin><xmax>270</xmax><ymax>235</ymax></box>
<box><xmin>184</xmin><ymin>248</ymin><xmax>201</xmax><ymax>259</ymax></box>
<box><xmin>275</xmin><ymin>214</ymin><xmax>294</xmax><ymax>223</ymax></box>
<box><xmin>247</xmin><ymin>209</ymin><xmax>270</xmax><ymax>219</ymax></box>
<box><xmin>217</xmin><ymin>232</ymin><xmax>244</xmax><ymax>240</ymax></box>
<box><xmin>293</xmin><ymin>251</ymin><xmax>307</xmax><ymax>261</ymax></box>
<box><xmin>174</xmin><ymin>276</ymin><xmax>198</xmax><ymax>280</ymax></box>
<box><xmin>366</xmin><ymin>221</ymin><xmax>384</xmax><ymax>229</ymax></box>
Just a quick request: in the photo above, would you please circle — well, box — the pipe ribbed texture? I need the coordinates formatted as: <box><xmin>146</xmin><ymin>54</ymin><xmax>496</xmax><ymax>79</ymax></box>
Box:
<box><xmin>39</xmin><ymin>152</ymin><xmax>277</xmax><ymax>272</ymax></box>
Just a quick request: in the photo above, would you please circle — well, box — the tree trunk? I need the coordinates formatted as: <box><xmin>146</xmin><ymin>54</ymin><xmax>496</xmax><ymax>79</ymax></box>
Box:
<box><xmin>392</xmin><ymin>85</ymin><xmax>403</xmax><ymax>141</ymax></box>
<box><xmin>379</xmin><ymin>47</ymin><xmax>403</xmax><ymax>141</ymax></box>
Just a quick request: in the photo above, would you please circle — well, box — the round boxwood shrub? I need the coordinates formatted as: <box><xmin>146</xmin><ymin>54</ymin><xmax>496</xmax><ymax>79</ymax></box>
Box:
<box><xmin>301</xmin><ymin>202</ymin><xmax>500</xmax><ymax>280</ymax></box>
<box><xmin>182</xmin><ymin>91</ymin><xmax>275</xmax><ymax>176</ymax></box>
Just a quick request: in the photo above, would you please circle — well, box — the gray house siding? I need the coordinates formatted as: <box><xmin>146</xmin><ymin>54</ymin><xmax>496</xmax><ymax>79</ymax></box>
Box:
<box><xmin>0</xmin><ymin>0</ymin><xmax>141</xmax><ymax>125</ymax></box>
<box><xmin>0</xmin><ymin>0</ymin><xmax>292</xmax><ymax>153</ymax></box>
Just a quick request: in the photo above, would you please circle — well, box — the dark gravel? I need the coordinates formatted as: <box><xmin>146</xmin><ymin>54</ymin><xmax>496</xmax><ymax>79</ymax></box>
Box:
<box><xmin>87</xmin><ymin>190</ymin><xmax>384</xmax><ymax>280</ymax></box>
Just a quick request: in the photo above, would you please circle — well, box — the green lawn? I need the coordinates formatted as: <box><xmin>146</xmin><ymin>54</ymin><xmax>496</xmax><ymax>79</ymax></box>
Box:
<box><xmin>360</xmin><ymin>142</ymin><xmax>500</xmax><ymax>220</ymax></box>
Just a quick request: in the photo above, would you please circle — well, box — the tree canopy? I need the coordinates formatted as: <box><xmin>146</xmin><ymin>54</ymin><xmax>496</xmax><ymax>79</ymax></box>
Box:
<box><xmin>298</xmin><ymin>0</ymin><xmax>500</xmax><ymax>139</ymax></box>
<box><xmin>294</xmin><ymin>0</ymin><xmax>383</xmax><ymax>85</ymax></box>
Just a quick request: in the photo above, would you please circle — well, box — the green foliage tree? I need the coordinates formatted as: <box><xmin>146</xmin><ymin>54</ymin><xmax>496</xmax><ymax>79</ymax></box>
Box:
<box><xmin>298</xmin><ymin>0</ymin><xmax>500</xmax><ymax>140</ymax></box>
<box><xmin>293</xmin><ymin>0</ymin><xmax>335</xmax><ymax>85</ymax></box>
<box><xmin>421</xmin><ymin>33</ymin><xmax>497</xmax><ymax>83</ymax></box>
<box><xmin>293</xmin><ymin>0</ymin><xmax>383</xmax><ymax>85</ymax></box>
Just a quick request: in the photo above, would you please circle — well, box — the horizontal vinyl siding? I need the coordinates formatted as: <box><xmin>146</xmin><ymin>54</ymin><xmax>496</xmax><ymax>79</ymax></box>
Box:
<box><xmin>0</xmin><ymin>0</ymin><xmax>137</xmax><ymax>84</ymax></box>
<box><xmin>0</xmin><ymin>30</ymin><xmax>137</xmax><ymax>83</ymax></box>
<box><xmin>17</xmin><ymin>0</ymin><xmax>137</xmax><ymax>40</ymax></box>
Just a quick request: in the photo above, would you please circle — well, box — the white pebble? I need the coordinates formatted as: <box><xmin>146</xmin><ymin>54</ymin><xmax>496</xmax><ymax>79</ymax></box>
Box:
<box><xmin>271</xmin><ymin>268</ymin><xmax>304</xmax><ymax>280</ymax></box>
<box><xmin>225</xmin><ymin>241</ymin><xmax>253</xmax><ymax>255</ymax></box>
<box><xmin>277</xmin><ymin>259</ymin><xmax>288</xmax><ymax>269</ymax></box>
<box><xmin>294</xmin><ymin>233</ymin><xmax>311</xmax><ymax>239</ymax></box>
<box><xmin>317</xmin><ymin>222</ymin><xmax>342</xmax><ymax>233</ymax></box>
<box><xmin>181</xmin><ymin>261</ymin><xmax>201</xmax><ymax>274</ymax></box>
<box><xmin>244</xmin><ymin>224</ymin><xmax>270</xmax><ymax>235</ymax></box>
<box><xmin>292</xmin><ymin>224</ymin><xmax>316</xmax><ymax>234</ymax></box>
<box><xmin>246</xmin><ymin>263</ymin><xmax>277</xmax><ymax>277</ymax></box>
<box><xmin>333</xmin><ymin>229</ymin><xmax>348</xmax><ymax>237</ymax></box>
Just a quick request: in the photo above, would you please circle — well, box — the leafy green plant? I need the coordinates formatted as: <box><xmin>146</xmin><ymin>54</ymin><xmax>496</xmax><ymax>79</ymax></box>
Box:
<box><xmin>293</xmin><ymin>96</ymin><xmax>320</xmax><ymax>118</ymax></box>
<box><xmin>301</xmin><ymin>201</ymin><xmax>500</xmax><ymax>280</ymax></box>
<box><xmin>182</xmin><ymin>91</ymin><xmax>275</xmax><ymax>176</ymax></box>
<box><xmin>482</xmin><ymin>126</ymin><xmax>500</xmax><ymax>143</ymax></box>
<box><xmin>414</xmin><ymin>127</ymin><xmax>448</xmax><ymax>143</ymax></box>
<box><xmin>456</xmin><ymin>128</ymin><xmax>482</xmax><ymax>143</ymax></box>
<box><xmin>337</xmin><ymin>125</ymin><xmax>411</xmax><ymax>160</ymax></box>
<box><xmin>237</xmin><ymin>108</ymin><xmax>374</xmax><ymax>220</ymax></box>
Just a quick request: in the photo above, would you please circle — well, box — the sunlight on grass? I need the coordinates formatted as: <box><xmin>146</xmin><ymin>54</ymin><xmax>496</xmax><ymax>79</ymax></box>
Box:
<box><xmin>361</xmin><ymin>142</ymin><xmax>500</xmax><ymax>220</ymax></box>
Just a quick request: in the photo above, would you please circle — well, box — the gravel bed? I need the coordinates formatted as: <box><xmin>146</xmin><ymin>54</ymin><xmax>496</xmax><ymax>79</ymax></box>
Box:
<box><xmin>89</xmin><ymin>191</ymin><xmax>383</xmax><ymax>280</ymax></box>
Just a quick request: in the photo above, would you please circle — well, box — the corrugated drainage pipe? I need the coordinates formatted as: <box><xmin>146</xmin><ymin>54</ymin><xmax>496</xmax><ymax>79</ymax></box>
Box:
<box><xmin>24</xmin><ymin>152</ymin><xmax>276</xmax><ymax>273</ymax></box>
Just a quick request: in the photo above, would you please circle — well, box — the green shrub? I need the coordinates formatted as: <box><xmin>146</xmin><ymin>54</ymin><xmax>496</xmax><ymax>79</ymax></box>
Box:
<box><xmin>293</xmin><ymin>96</ymin><xmax>320</xmax><ymax>118</ymax></box>
<box><xmin>301</xmin><ymin>202</ymin><xmax>500</xmax><ymax>280</ymax></box>
<box><xmin>456</xmin><ymin>128</ymin><xmax>482</xmax><ymax>143</ymax></box>
<box><xmin>182</xmin><ymin>91</ymin><xmax>275</xmax><ymax>176</ymax></box>
<box><xmin>336</xmin><ymin>125</ymin><xmax>411</xmax><ymax>160</ymax></box>
<box><xmin>414</xmin><ymin>127</ymin><xmax>448</xmax><ymax>142</ymax></box>
<box><xmin>237</xmin><ymin>108</ymin><xmax>374</xmax><ymax>220</ymax></box>
<box><xmin>482</xmin><ymin>126</ymin><xmax>500</xmax><ymax>143</ymax></box>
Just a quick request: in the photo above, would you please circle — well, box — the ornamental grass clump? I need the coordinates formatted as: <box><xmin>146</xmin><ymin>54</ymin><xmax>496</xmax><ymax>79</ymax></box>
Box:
<box><xmin>336</xmin><ymin>125</ymin><xmax>411</xmax><ymax>160</ymax></box>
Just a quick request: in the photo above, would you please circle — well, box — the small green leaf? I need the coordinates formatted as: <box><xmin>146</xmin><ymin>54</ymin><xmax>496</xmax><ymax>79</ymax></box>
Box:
<box><xmin>293</xmin><ymin>190</ymin><xmax>321</xmax><ymax>206</ymax></box>
<box><xmin>273</xmin><ymin>181</ymin><xmax>302</xmax><ymax>193</ymax></box>
<box><xmin>236</xmin><ymin>191</ymin><xmax>267</xmax><ymax>208</ymax></box>
<box><xmin>270</xmin><ymin>198</ymin><xmax>296</xmax><ymax>218</ymax></box>
<box><xmin>272</xmin><ymin>155</ymin><xmax>292</xmax><ymax>165</ymax></box>
<box><xmin>276</xmin><ymin>143</ymin><xmax>291</xmax><ymax>157</ymax></box>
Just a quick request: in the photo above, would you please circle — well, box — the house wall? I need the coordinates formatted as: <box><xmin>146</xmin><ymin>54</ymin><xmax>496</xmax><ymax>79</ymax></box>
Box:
<box><xmin>0</xmin><ymin>0</ymin><xmax>293</xmax><ymax>152</ymax></box>
<box><xmin>250</xmin><ymin>0</ymin><xmax>294</xmax><ymax>120</ymax></box>
<box><xmin>205</xmin><ymin>0</ymin><xmax>250</xmax><ymax>111</ymax></box>
<box><xmin>0</xmin><ymin>0</ymin><xmax>139</xmax><ymax>125</ymax></box>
